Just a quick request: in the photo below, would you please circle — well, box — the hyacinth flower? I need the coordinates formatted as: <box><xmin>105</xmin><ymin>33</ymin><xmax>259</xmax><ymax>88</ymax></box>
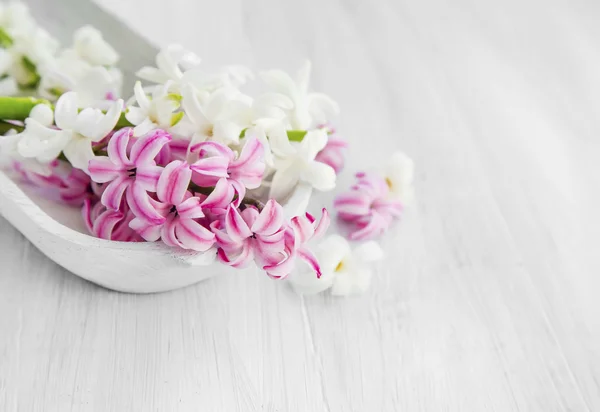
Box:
<box><xmin>129</xmin><ymin>160</ymin><xmax>215</xmax><ymax>251</ymax></box>
<box><xmin>212</xmin><ymin>199</ymin><xmax>287</xmax><ymax>269</ymax></box>
<box><xmin>88</xmin><ymin>127</ymin><xmax>170</xmax><ymax>223</ymax></box>
<box><xmin>190</xmin><ymin>136</ymin><xmax>265</xmax><ymax>202</ymax></box>
<box><xmin>17</xmin><ymin>92</ymin><xmax>124</xmax><ymax>171</ymax></box>
<box><xmin>263</xmin><ymin>208</ymin><xmax>330</xmax><ymax>279</ymax></box>
<box><xmin>334</xmin><ymin>152</ymin><xmax>414</xmax><ymax>240</ymax></box>
<box><xmin>289</xmin><ymin>234</ymin><xmax>383</xmax><ymax>296</ymax></box>
<box><xmin>82</xmin><ymin>198</ymin><xmax>139</xmax><ymax>241</ymax></box>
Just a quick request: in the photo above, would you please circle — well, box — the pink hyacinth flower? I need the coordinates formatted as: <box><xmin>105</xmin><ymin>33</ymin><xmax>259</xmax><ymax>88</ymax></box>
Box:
<box><xmin>212</xmin><ymin>199</ymin><xmax>286</xmax><ymax>269</ymax></box>
<box><xmin>263</xmin><ymin>208</ymin><xmax>330</xmax><ymax>279</ymax></box>
<box><xmin>334</xmin><ymin>173</ymin><xmax>402</xmax><ymax>240</ymax></box>
<box><xmin>82</xmin><ymin>199</ymin><xmax>141</xmax><ymax>241</ymax></box>
<box><xmin>129</xmin><ymin>160</ymin><xmax>216</xmax><ymax>251</ymax></box>
<box><xmin>190</xmin><ymin>137</ymin><xmax>265</xmax><ymax>202</ymax></box>
<box><xmin>88</xmin><ymin>127</ymin><xmax>171</xmax><ymax>224</ymax></box>
<box><xmin>315</xmin><ymin>136</ymin><xmax>348</xmax><ymax>174</ymax></box>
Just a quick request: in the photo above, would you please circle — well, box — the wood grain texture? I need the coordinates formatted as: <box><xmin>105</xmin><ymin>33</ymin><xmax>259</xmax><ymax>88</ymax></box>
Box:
<box><xmin>1</xmin><ymin>0</ymin><xmax>599</xmax><ymax>410</ymax></box>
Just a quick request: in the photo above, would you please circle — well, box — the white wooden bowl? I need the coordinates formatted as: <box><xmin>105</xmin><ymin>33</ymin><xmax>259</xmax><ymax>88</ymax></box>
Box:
<box><xmin>0</xmin><ymin>170</ymin><xmax>312</xmax><ymax>293</ymax></box>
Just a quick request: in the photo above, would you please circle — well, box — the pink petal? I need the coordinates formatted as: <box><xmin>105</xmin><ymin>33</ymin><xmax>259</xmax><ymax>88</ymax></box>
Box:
<box><xmin>251</xmin><ymin>199</ymin><xmax>284</xmax><ymax>236</ymax></box>
<box><xmin>175</xmin><ymin>218</ymin><xmax>215</xmax><ymax>251</ymax></box>
<box><xmin>88</xmin><ymin>157</ymin><xmax>124</xmax><ymax>183</ymax></box>
<box><xmin>130</xmin><ymin>129</ymin><xmax>172</xmax><ymax>165</ymax></box>
<box><xmin>82</xmin><ymin>199</ymin><xmax>94</xmax><ymax>234</ymax></box>
<box><xmin>225</xmin><ymin>206</ymin><xmax>252</xmax><ymax>243</ymax></box>
<box><xmin>349</xmin><ymin>211</ymin><xmax>388</xmax><ymax>241</ymax></box>
<box><xmin>200</xmin><ymin>178</ymin><xmax>234</xmax><ymax>210</ymax></box>
<box><xmin>290</xmin><ymin>215</ymin><xmax>314</xmax><ymax>244</ymax></box>
<box><xmin>107</xmin><ymin>127</ymin><xmax>133</xmax><ymax>166</ymax></box>
<box><xmin>157</xmin><ymin>160</ymin><xmax>192</xmax><ymax>205</ymax></box>
<box><xmin>101</xmin><ymin>175</ymin><xmax>130</xmax><ymax>210</ymax></box>
<box><xmin>217</xmin><ymin>243</ymin><xmax>253</xmax><ymax>268</ymax></box>
<box><xmin>313</xmin><ymin>208</ymin><xmax>330</xmax><ymax>240</ymax></box>
<box><xmin>263</xmin><ymin>251</ymin><xmax>296</xmax><ymax>279</ymax></box>
<box><xmin>297</xmin><ymin>247</ymin><xmax>322</xmax><ymax>278</ymax></box>
<box><xmin>190</xmin><ymin>141</ymin><xmax>234</xmax><ymax>160</ymax></box>
<box><xmin>241</xmin><ymin>206</ymin><xmax>260</xmax><ymax>229</ymax></box>
<box><xmin>211</xmin><ymin>220</ymin><xmax>241</xmax><ymax>250</ymax></box>
<box><xmin>334</xmin><ymin>192</ymin><xmax>371</xmax><ymax>217</ymax></box>
<box><xmin>229</xmin><ymin>137</ymin><xmax>265</xmax><ymax>177</ymax></box>
<box><xmin>93</xmin><ymin>210</ymin><xmax>124</xmax><ymax>240</ymax></box>
<box><xmin>160</xmin><ymin>215</ymin><xmax>180</xmax><ymax>247</ymax></box>
<box><xmin>129</xmin><ymin>217</ymin><xmax>162</xmax><ymax>241</ymax></box>
<box><xmin>169</xmin><ymin>139</ymin><xmax>191</xmax><ymax>161</ymax></box>
<box><xmin>134</xmin><ymin>165</ymin><xmax>163</xmax><ymax>191</ymax></box>
<box><xmin>177</xmin><ymin>196</ymin><xmax>205</xmax><ymax>219</ymax></box>
<box><xmin>230</xmin><ymin>179</ymin><xmax>246</xmax><ymax>208</ymax></box>
<box><xmin>126</xmin><ymin>184</ymin><xmax>166</xmax><ymax>225</ymax></box>
<box><xmin>190</xmin><ymin>156</ymin><xmax>229</xmax><ymax>178</ymax></box>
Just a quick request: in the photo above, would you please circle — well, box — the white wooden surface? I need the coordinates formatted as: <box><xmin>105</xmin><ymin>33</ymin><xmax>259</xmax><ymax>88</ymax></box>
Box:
<box><xmin>1</xmin><ymin>0</ymin><xmax>600</xmax><ymax>410</ymax></box>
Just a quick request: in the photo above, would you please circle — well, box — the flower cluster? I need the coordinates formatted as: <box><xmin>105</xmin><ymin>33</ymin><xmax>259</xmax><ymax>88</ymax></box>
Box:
<box><xmin>0</xmin><ymin>3</ymin><xmax>121</xmax><ymax>105</ymax></box>
<box><xmin>0</xmin><ymin>2</ymin><xmax>415</xmax><ymax>296</ymax></box>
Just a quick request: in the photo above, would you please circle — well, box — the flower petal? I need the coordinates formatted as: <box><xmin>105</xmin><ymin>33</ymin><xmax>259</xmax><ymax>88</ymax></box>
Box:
<box><xmin>130</xmin><ymin>129</ymin><xmax>172</xmax><ymax>165</ymax></box>
<box><xmin>157</xmin><ymin>160</ymin><xmax>192</xmax><ymax>205</ymax></box>
<box><xmin>91</xmin><ymin>99</ymin><xmax>124</xmax><ymax>141</ymax></box>
<box><xmin>54</xmin><ymin>92</ymin><xmax>78</xmax><ymax>130</ymax></box>
<box><xmin>251</xmin><ymin>199</ymin><xmax>283</xmax><ymax>236</ymax></box>
<box><xmin>300</xmin><ymin>161</ymin><xmax>336</xmax><ymax>192</ymax></box>
<box><xmin>269</xmin><ymin>165</ymin><xmax>299</xmax><ymax>201</ymax></box>
<box><xmin>225</xmin><ymin>205</ymin><xmax>252</xmax><ymax>243</ymax></box>
<box><xmin>200</xmin><ymin>178</ymin><xmax>234</xmax><ymax>209</ymax></box>
<box><xmin>129</xmin><ymin>217</ymin><xmax>162</xmax><ymax>241</ymax></box>
<box><xmin>190</xmin><ymin>156</ymin><xmax>229</xmax><ymax>178</ymax></box>
<box><xmin>93</xmin><ymin>209</ymin><xmax>124</xmax><ymax>240</ymax></box>
<box><xmin>177</xmin><ymin>196</ymin><xmax>205</xmax><ymax>219</ymax></box>
<box><xmin>290</xmin><ymin>214</ymin><xmax>314</xmax><ymax>244</ymax></box>
<box><xmin>353</xmin><ymin>241</ymin><xmax>384</xmax><ymax>263</ymax></box>
<box><xmin>63</xmin><ymin>137</ymin><xmax>95</xmax><ymax>172</ymax></box>
<box><xmin>175</xmin><ymin>218</ymin><xmax>215</xmax><ymax>251</ymax></box>
<box><xmin>127</xmin><ymin>184</ymin><xmax>166</xmax><ymax>225</ymax></box>
<box><xmin>217</xmin><ymin>242</ymin><xmax>253</xmax><ymax>268</ymax></box>
<box><xmin>100</xmin><ymin>175</ymin><xmax>129</xmax><ymax>210</ymax></box>
<box><xmin>88</xmin><ymin>156</ymin><xmax>123</xmax><ymax>183</ymax></box>
<box><xmin>297</xmin><ymin>247</ymin><xmax>322</xmax><ymax>278</ymax></box>
<box><xmin>334</xmin><ymin>192</ymin><xmax>371</xmax><ymax>217</ymax></box>
<box><xmin>106</xmin><ymin>127</ymin><xmax>133</xmax><ymax>166</ymax></box>
<box><xmin>134</xmin><ymin>165</ymin><xmax>163</xmax><ymax>191</ymax></box>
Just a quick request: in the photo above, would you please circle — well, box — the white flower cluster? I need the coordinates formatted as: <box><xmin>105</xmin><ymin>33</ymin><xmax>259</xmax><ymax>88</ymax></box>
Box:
<box><xmin>123</xmin><ymin>44</ymin><xmax>340</xmax><ymax>202</ymax></box>
<box><xmin>0</xmin><ymin>2</ymin><xmax>121</xmax><ymax>106</ymax></box>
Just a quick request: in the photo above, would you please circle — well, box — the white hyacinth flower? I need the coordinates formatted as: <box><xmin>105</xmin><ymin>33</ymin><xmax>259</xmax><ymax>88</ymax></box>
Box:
<box><xmin>0</xmin><ymin>110</ymin><xmax>54</xmax><ymax>177</ymax></box>
<box><xmin>181</xmin><ymin>84</ymin><xmax>249</xmax><ymax>146</ymax></box>
<box><xmin>17</xmin><ymin>92</ymin><xmax>124</xmax><ymax>172</ymax></box>
<box><xmin>68</xmin><ymin>25</ymin><xmax>118</xmax><ymax>67</ymax></box>
<box><xmin>268</xmin><ymin>128</ymin><xmax>336</xmax><ymax>201</ymax></box>
<box><xmin>126</xmin><ymin>81</ymin><xmax>182</xmax><ymax>136</ymax></box>
<box><xmin>289</xmin><ymin>235</ymin><xmax>384</xmax><ymax>296</ymax></box>
<box><xmin>261</xmin><ymin>61</ymin><xmax>339</xmax><ymax>130</ymax></box>
<box><xmin>136</xmin><ymin>44</ymin><xmax>202</xmax><ymax>92</ymax></box>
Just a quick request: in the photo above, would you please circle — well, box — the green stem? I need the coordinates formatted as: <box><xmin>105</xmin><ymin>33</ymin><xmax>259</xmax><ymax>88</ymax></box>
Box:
<box><xmin>0</xmin><ymin>97</ymin><xmax>51</xmax><ymax>121</ymax></box>
<box><xmin>0</xmin><ymin>120</ymin><xmax>24</xmax><ymax>135</ymax></box>
<box><xmin>0</xmin><ymin>96</ymin><xmax>133</xmax><ymax>128</ymax></box>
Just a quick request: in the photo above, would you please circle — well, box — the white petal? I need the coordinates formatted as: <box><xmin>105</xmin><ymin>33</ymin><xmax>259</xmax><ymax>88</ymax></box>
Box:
<box><xmin>213</xmin><ymin>120</ymin><xmax>242</xmax><ymax>145</ymax></box>
<box><xmin>29</xmin><ymin>104</ymin><xmax>54</xmax><ymax>127</ymax></box>
<box><xmin>133</xmin><ymin>81</ymin><xmax>150</xmax><ymax>110</ymax></box>
<box><xmin>133</xmin><ymin>118</ymin><xmax>156</xmax><ymax>137</ymax></box>
<box><xmin>136</xmin><ymin>66</ymin><xmax>169</xmax><ymax>84</ymax></box>
<box><xmin>181</xmin><ymin>84</ymin><xmax>208</xmax><ymax>127</ymax></box>
<box><xmin>260</xmin><ymin>69</ymin><xmax>298</xmax><ymax>98</ymax></box>
<box><xmin>90</xmin><ymin>99</ymin><xmax>123</xmax><ymax>141</ymax></box>
<box><xmin>300</xmin><ymin>161</ymin><xmax>336</xmax><ymax>192</ymax></box>
<box><xmin>269</xmin><ymin>165</ymin><xmax>300</xmax><ymax>201</ymax></box>
<box><xmin>54</xmin><ymin>91</ymin><xmax>79</xmax><ymax>130</ymax></box>
<box><xmin>63</xmin><ymin>137</ymin><xmax>94</xmax><ymax>172</ymax></box>
<box><xmin>299</xmin><ymin>129</ymin><xmax>328</xmax><ymax>160</ymax></box>
<box><xmin>353</xmin><ymin>241</ymin><xmax>384</xmax><ymax>263</ymax></box>
<box><xmin>315</xmin><ymin>234</ymin><xmax>351</xmax><ymax>273</ymax></box>
<box><xmin>330</xmin><ymin>268</ymin><xmax>372</xmax><ymax>296</ymax></box>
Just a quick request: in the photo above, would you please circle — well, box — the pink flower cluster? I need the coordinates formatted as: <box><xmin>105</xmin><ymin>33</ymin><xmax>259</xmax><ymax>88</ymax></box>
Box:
<box><xmin>74</xmin><ymin>127</ymin><xmax>326</xmax><ymax>278</ymax></box>
<box><xmin>334</xmin><ymin>172</ymin><xmax>402</xmax><ymax>240</ymax></box>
